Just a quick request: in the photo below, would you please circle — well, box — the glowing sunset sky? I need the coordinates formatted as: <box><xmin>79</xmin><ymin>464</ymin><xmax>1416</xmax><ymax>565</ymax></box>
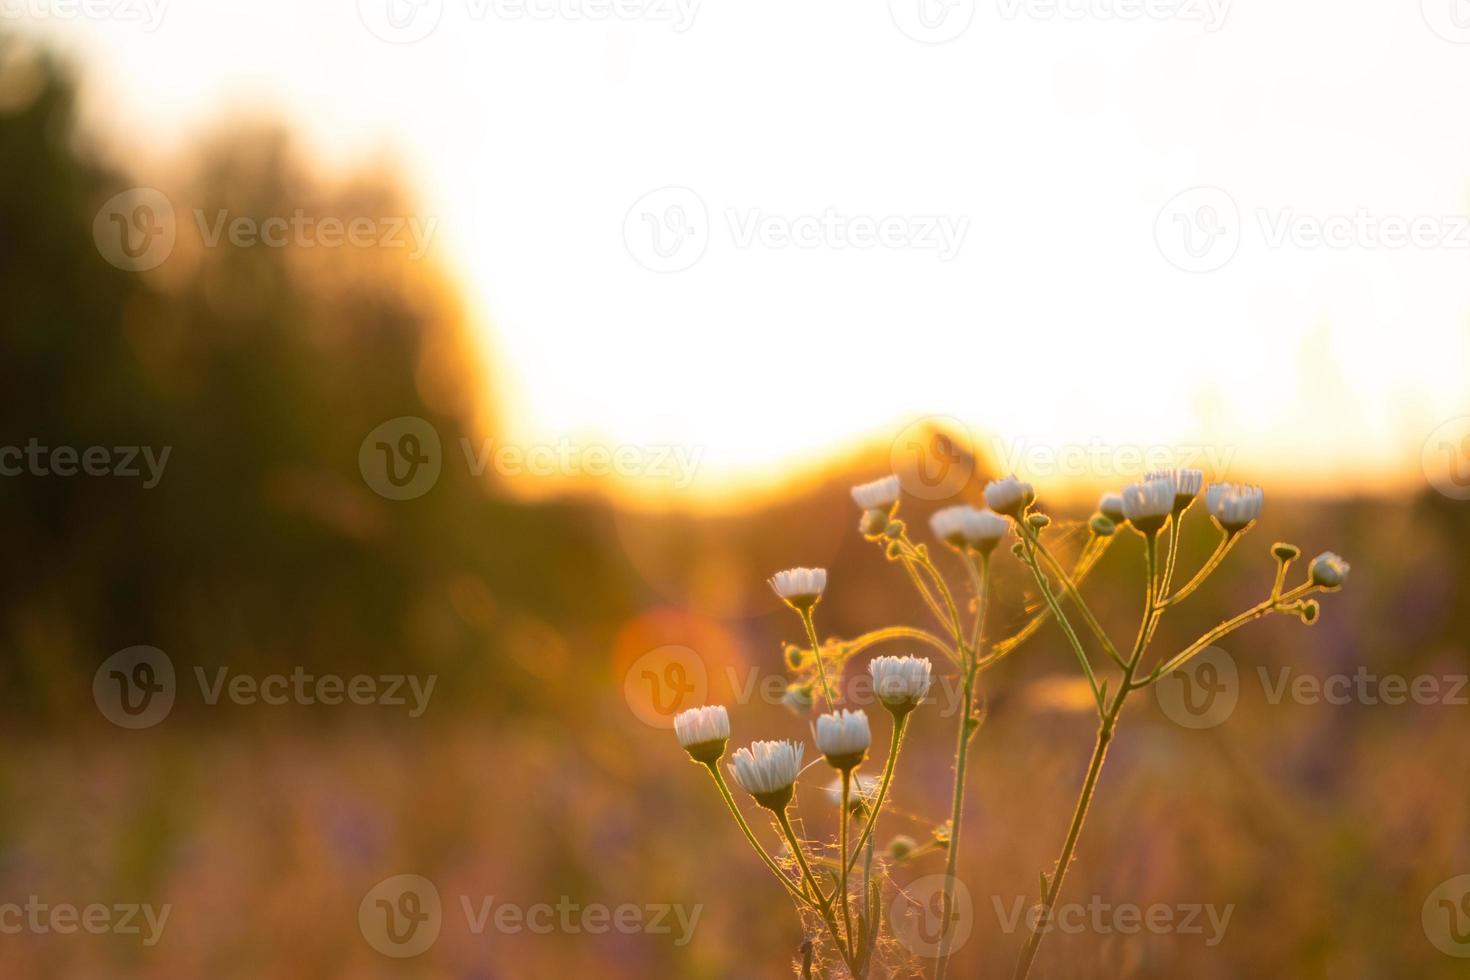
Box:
<box><xmin>14</xmin><ymin>0</ymin><xmax>1470</xmax><ymax>498</ymax></box>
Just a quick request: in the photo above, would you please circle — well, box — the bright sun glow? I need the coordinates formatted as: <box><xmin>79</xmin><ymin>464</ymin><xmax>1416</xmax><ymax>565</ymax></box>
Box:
<box><xmin>21</xmin><ymin>2</ymin><xmax>1470</xmax><ymax>499</ymax></box>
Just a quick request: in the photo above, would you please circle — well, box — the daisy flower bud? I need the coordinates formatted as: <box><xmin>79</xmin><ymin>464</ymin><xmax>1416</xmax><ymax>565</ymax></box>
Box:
<box><xmin>728</xmin><ymin>740</ymin><xmax>805</xmax><ymax>810</ymax></box>
<box><xmin>868</xmin><ymin>655</ymin><xmax>933</xmax><ymax>715</ymax></box>
<box><xmin>1098</xmin><ymin>492</ymin><xmax>1126</xmax><ymax>525</ymax></box>
<box><xmin>1090</xmin><ymin>514</ymin><xmax>1116</xmax><ymax>537</ymax></box>
<box><xmin>1309</xmin><ymin>551</ymin><xmax>1350</xmax><ymax>589</ymax></box>
<box><xmin>824</xmin><ymin>774</ymin><xmax>880</xmax><ymax>811</ymax></box>
<box><xmin>1147</xmin><ymin>468</ymin><xmax>1203</xmax><ymax>511</ymax></box>
<box><xmin>886</xmin><ymin>834</ymin><xmax>918</xmax><ymax>861</ymax></box>
<box><xmin>851</xmin><ymin>475</ymin><xmax>901</xmax><ymax>512</ymax></box>
<box><xmin>1121</xmin><ymin>477</ymin><xmax>1175</xmax><ymax>535</ymax></box>
<box><xmin>1205</xmin><ymin>483</ymin><xmax>1264</xmax><ymax>533</ymax></box>
<box><xmin>674</xmin><ymin>705</ymin><xmax>730</xmax><ymax>764</ymax></box>
<box><xmin>769</xmin><ymin>567</ymin><xmax>827</xmax><ymax>611</ymax></box>
<box><xmin>813</xmin><ymin>709</ymin><xmax>871</xmax><ymax>771</ymax></box>
<box><xmin>984</xmin><ymin>474</ymin><xmax>1034</xmax><ymax>518</ymax></box>
<box><xmin>782</xmin><ymin>683</ymin><xmax>814</xmax><ymax>714</ymax></box>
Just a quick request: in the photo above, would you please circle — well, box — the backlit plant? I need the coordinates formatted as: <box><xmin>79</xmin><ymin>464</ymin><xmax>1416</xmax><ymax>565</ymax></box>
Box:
<box><xmin>675</xmin><ymin>469</ymin><xmax>1348</xmax><ymax>978</ymax></box>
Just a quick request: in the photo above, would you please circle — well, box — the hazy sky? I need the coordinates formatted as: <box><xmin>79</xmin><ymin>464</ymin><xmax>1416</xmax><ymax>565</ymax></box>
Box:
<box><xmin>15</xmin><ymin>0</ymin><xmax>1470</xmax><ymax>496</ymax></box>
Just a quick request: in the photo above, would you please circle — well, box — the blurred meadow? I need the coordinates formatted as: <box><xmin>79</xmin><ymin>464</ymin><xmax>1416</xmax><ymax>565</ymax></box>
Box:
<box><xmin>4</xmin><ymin>24</ymin><xmax>1470</xmax><ymax>980</ymax></box>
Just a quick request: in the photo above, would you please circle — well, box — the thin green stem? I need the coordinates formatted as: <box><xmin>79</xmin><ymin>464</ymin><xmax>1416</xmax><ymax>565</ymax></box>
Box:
<box><xmin>1160</xmin><ymin>529</ymin><xmax>1239</xmax><ymax>607</ymax></box>
<box><xmin>800</xmin><ymin>608</ymin><xmax>839</xmax><ymax>708</ymax></box>
<box><xmin>1016</xmin><ymin>525</ymin><xmax>1103</xmax><ymax>713</ymax></box>
<box><xmin>935</xmin><ymin>556</ymin><xmax>988</xmax><ymax>980</ymax></box>
<box><xmin>1012</xmin><ymin>712</ymin><xmax>1118</xmax><ymax>980</ymax></box>
<box><xmin>1013</xmin><ymin>533</ymin><xmax>1159</xmax><ymax>980</ymax></box>
<box><xmin>844</xmin><ymin>625</ymin><xmax>957</xmax><ymax>661</ymax></box>
<box><xmin>776</xmin><ymin>809</ymin><xmax>856</xmax><ymax>975</ymax></box>
<box><xmin>900</xmin><ymin>553</ymin><xmax>956</xmax><ymax>639</ymax></box>
<box><xmin>987</xmin><ymin>533</ymin><xmax>1112</xmax><ymax>665</ymax></box>
<box><xmin>934</xmin><ymin>664</ymin><xmax>979</xmax><ymax>980</ymax></box>
<box><xmin>846</xmin><ymin>714</ymin><xmax>909</xmax><ymax>874</ymax></box>
<box><xmin>1032</xmin><ymin>535</ymin><xmax>1126</xmax><ymax>671</ymax></box>
<box><xmin>1141</xmin><ymin>582</ymin><xmax>1317</xmax><ymax>685</ymax></box>
<box><xmin>839</xmin><ymin>770</ymin><xmax>854</xmax><ymax>958</ymax></box>
<box><xmin>901</xmin><ymin>535</ymin><xmax>967</xmax><ymax>651</ymax></box>
<box><xmin>702</xmin><ymin>763</ymin><xmax>816</xmax><ymax>908</ymax></box>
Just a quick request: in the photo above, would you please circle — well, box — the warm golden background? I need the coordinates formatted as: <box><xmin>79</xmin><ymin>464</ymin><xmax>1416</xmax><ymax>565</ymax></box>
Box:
<box><xmin>3</xmin><ymin>17</ymin><xmax>1470</xmax><ymax>979</ymax></box>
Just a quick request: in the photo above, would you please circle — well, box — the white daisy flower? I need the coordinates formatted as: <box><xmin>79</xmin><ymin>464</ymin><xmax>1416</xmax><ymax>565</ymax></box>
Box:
<box><xmin>932</xmin><ymin>505</ymin><xmax>1009</xmax><ymax>553</ymax></box>
<box><xmin>964</xmin><ymin>508</ymin><xmax>1010</xmax><ymax>553</ymax></box>
<box><xmin>824</xmin><ymin>774</ymin><xmax>881</xmax><ymax>810</ymax></box>
<box><xmin>1205</xmin><ymin>483</ymin><xmax>1264</xmax><ymax>533</ymax></box>
<box><xmin>673</xmin><ymin>705</ymin><xmax>730</xmax><ymax>763</ymax></box>
<box><xmin>769</xmin><ymin>567</ymin><xmax>827</xmax><ymax>609</ymax></box>
<box><xmin>1121</xmin><ymin>477</ymin><xmax>1175</xmax><ymax>534</ymax></box>
<box><xmin>851</xmin><ymin>475</ymin><xmax>901</xmax><ymax>511</ymax></box>
<box><xmin>813</xmin><ymin>709</ymin><xmax>871</xmax><ymax>769</ymax></box>
<box><xmin>1098</xmin><ymin>492</ymin><xmax>1126</xmax><ymax>525</ymax></box>
<box><xmin>930</xmin><ymin>505</ymin><xmax>977</xmax><ymax>547</ymax></box>
<box><xmin>728</xmin><ymin>740</ymin><xmax>805</xmax><ymax>809</ymax></box>
<box><xmin>1146</xmin><ymin>468</ymin><xmax>1204</xmax><ymax>510</ymax></box>
<box><xmin>984</xmin><ymin>474</ymin><xmax>1034</xmax><ymax>518</ymax></box>
<box><xmin>869</xmin><ymin>655</ymin><xmax>933</xmax><ymax>714</ymax></box>
<box><xmin>1309</xmin><ymin>551</ymin><xmax>1350</xmax><ymax>589</ymax></box>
